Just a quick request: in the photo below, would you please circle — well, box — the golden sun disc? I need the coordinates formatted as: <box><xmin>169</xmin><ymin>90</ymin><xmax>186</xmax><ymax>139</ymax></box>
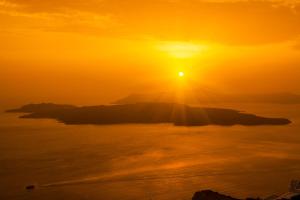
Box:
<box><xmin>178</xmin><ymin>71</ymin><xmax>185</xmax><ymax>77</ymax></box>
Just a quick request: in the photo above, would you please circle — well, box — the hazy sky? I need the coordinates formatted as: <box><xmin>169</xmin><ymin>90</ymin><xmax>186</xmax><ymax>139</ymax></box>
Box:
<box><xmin>1</xmin><ymin>0</ymin><xmax>300</xmax><ymax>107</ymax></box>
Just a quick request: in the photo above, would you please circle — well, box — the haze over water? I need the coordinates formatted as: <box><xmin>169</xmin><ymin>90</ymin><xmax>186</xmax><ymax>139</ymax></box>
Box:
<box><xmin>1</xmin><ymin>103</ymin><xmax>299</xmax><ymax>200</ymax></box>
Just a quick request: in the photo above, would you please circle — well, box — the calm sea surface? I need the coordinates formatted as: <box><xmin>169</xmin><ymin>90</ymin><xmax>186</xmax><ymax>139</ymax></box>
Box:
<box><xmin>0</xmin><ymin>104</ymin><xmax>300</xmax><ymax>200</ymax></box>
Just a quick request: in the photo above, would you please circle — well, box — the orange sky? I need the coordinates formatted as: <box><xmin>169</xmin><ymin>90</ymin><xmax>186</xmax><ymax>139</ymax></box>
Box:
<box><xmin>1</xmin><ymin>0</ymin><xmax>300</xmax><ymax>107</ymax></box>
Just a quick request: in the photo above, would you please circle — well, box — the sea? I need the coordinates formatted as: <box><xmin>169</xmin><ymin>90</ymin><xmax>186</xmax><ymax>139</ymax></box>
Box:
<box><xmin>0</xmin><ymin>103</ymin><xmax>300</xmax><ymax>200</ymax></box>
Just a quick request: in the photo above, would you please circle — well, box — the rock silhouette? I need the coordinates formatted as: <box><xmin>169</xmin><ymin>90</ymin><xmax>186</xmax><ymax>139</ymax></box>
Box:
<box><xmin>192</xmin><ymin>190</ymin><xmax>241</xmax><ymax>200</ymax></box>
<box><xmin>192</xmin><ymin>190</ymin><xmax>300</xmax><ymax>200</ymax></box>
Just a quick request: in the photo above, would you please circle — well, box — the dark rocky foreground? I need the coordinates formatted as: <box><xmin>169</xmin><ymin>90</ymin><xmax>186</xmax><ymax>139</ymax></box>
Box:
<box><xmin>7</xmin><ymin>103</ymin><xmax>291</xmax><ymax>126</ymax></box>
<box><xmin>192</xmin><ymin>190</ymin><xmax>241</xmax><ymax>200</ymax></box>
<box><xmin>192</xmin><ymin>190</ymin><xmax>300</xmax><ymax>200</ymax></box>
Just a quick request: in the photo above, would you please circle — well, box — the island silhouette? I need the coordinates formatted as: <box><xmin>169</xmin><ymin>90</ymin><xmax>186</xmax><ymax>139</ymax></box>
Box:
<box><xmin>7</xmin><ymin>103</ymin><xmax>291</xmax><ymax>126</ymax></box>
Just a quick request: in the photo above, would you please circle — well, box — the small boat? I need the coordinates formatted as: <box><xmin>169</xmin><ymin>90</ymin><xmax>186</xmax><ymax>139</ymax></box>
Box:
<box><xmin>25</xmin><ymin>184</ymin><xmax>36</xmax><ymax>190</ymax></box>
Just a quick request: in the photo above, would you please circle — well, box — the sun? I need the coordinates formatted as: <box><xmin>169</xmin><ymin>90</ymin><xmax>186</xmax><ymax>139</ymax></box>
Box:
<box><xmin>178</xmin><ymin>71</ymin><xmax>185</xmax><ymax>77</ymax></box>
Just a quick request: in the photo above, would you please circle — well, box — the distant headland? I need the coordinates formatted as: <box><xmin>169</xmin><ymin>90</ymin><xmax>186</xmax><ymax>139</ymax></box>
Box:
<box><xmin>6</xmin><ymin>103</ymin><xmax>291</xmax><ymax>126</ymax></box>
<box><xmin>113</xmin><ymin>92</ymin><xmax>300</xmax><ymax>105</ymax></box>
